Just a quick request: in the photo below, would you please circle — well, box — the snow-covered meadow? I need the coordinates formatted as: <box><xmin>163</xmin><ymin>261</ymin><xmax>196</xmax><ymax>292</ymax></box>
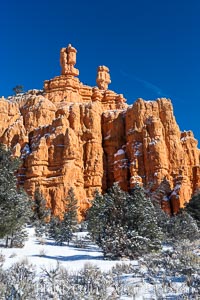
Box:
<box><xmin>0</xmin><ymin>226</ymin><xmax>199</xmax><ymax>299</ymax></box>
<box><xmin>1</xmin><ymin>227</ymin><xmax>125</xmax><ymax>273</ymax></box>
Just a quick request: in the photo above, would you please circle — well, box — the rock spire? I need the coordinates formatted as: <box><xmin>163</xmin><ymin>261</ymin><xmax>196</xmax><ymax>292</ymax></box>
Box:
<box><xmin>96</xmin><ymin>66</ymin><xmax>111</xmax><ymax>90</ymax></box>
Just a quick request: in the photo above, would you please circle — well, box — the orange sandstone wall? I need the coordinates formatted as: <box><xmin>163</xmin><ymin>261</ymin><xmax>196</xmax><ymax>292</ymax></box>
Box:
<box><xmin>0</xmin><ymin>44</ymin><xmax>199</xmax><ymax>216</ymax></box>
<box><xmin>104</xmin><ymin>98</ymin><xmax>200</xmax><ymax>213</ymax></box>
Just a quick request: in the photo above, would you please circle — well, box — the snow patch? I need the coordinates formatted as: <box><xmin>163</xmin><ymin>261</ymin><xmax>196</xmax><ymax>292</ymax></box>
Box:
<box><xmin>149</xmin><ymin>138</ymin><xmax>160</xmax><ymax>146</ymax></box>
<box><xmin>130</xmin><ymin>175</ymin><xmax>141</xmax><ymax>184</ymax></box>
<box><xmin>104</xmin><ymin>135</ymin><xmax>111</xmax><ymax>140</ymax></box>
<box><xmin>21</xmin><ymin>144</ymin><xmax>31</xmax><ymax>158</ymax></box>
<box><xmin>162</xmin><ymin>196</ymin><xmax>169</xmax><ymax>201</ymax></box>
<box><xmin>174</xmin><ymin>184</ymin><xmax>181</xmax><ymax>191</ymax></box>
<box><xmin>170</xmin><ymin>184</ymin><xmax>181</xmax><ymax>198</ymax></box>
<box><xmin>181</xmin><ymin>137</ymin><xmax>188</xmax><ymax>142</ymax></box>
<box><xmin>134</xmin><ymin>150</ymin><xmax>140</xmax><ymax>156</ymax></box>
<box><xmin>114</xmin><ymin>149</ymin><xmax>125</xmax><ymax>157</ymax></box>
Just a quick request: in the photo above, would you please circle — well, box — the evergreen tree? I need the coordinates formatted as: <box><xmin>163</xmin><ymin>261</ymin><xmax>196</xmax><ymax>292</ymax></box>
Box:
<box><xmin>0</xmin><ymin>144</ymin><xmax>32</xmax><ymax>247</ymax></box>
<box><xmin>153</xmin><ymin>203</ymin><xmax>171</xmax><ymax>240</ymax></box>
<box><xmin>185</xmin><ymin>192</ymin><xmax>200</xmax><ymax>228</ymax></box>
<box><xmin>12</xmin><ymin>85</ymin><xmax>24</xmax><ymax>95</ymax></box>
<box><xmin>166</xmin><ymin>211</ymin><xmax>199</xmax><ymax>242</ymax></box>
<box><xmin>32</xmin><ymin>189</ymin><xmax>50</xmax><ymax>222</ymax></box>
<box><xmin>128</xmin><ymin>185</ymin><xmax>163</xmax><ymax>252</ymax></box>
<box><xmin>46</xmin><ymin>188</ymin><xmax>78</xmax><ymax>245</ymax></box>
<box><xmin>87</xmin><ymin>183</ymin><xmax>162</xmax><ymax>258</ymax></box>
<box><xmin>86</xmin><ymin>190</ymin><xmax>107</xmax><ymax>245</ymax></box>
<box><xmin>32</xmin><ymin>189</ymin><xmax>51</xmax><ymax>237</ymax></box>
<box><xmin>55</xmin><ymin>188</ymin><xmax>78</xmax><ymax>245</ymax></box>
<box><xmin>154</xmin><ymin>204</ymin><xmax>199</xmax><ymax>242</ymax></box>
<box><xmin>47</xmin><ymin>215</ymin><xmax>62</xmax><ymax>242</ymax></box>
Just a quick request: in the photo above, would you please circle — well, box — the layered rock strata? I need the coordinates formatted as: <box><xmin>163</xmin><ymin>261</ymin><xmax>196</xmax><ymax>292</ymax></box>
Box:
<box><xmin>0</xmin><ymin>44</ymin><xmax>199</xmax><ymax>216</ymax></box>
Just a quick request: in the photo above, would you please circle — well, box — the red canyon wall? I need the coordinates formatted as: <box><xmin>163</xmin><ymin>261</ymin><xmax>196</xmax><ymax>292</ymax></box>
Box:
<box><xmin>0</xmin><ymin>44</ymin><xmax>199</xmax><ymax>216</ymax></box>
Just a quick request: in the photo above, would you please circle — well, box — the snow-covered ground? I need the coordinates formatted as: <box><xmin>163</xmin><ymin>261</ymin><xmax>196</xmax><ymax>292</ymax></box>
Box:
<box><xmin>1</xmin><ymin>227</ymin><xmax>134</xmax><ymax>273</ymax></box>
<box><xmin>0</xmin><ymin>227</ymin><xmax>199</xmax><ymax>299</ymax></box>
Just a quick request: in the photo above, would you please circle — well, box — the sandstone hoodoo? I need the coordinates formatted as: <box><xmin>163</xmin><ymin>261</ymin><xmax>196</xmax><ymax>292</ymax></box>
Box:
<box><xmin>0</xmin><ymin>44</ymin><xmax>199</xmax><ymax>216</ymax></box>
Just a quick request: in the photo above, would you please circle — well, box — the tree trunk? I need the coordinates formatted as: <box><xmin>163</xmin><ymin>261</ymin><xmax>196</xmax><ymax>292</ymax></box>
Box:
<box><xmin>6</xmin><ymin>235</ymin><xmax>9</xmax><ymax>248</ymax></box>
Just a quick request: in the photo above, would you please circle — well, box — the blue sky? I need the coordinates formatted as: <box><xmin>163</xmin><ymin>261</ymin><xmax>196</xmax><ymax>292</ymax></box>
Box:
<box><xmin>1</xmin><ymin>0</ymin><xmax>200</xmax><ymax>143</ymax></box>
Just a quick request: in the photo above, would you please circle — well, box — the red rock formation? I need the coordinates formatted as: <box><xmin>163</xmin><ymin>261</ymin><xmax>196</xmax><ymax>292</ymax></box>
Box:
<box><xmin>124</xmin><ymin>98</ymin><xmax>200</xmax><ymax>212</ymax></box>
<box><xmin>96</xmin><ymin>66</ymin><xmax>111</xmax><ymax>90</ymax></box>
<box><xmin>0</xmin><ymin>44</ymin><xmax>199</xmax><ymax>217</ymax></box>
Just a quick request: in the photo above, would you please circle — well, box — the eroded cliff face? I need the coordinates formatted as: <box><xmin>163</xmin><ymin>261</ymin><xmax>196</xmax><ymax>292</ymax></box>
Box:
<box><xmin>0</xmin><ymin>44</ymin><xmax>199</xmax><ymax>216</ymax></box>
<box><xmin>103</xmin><ymin>98</ymin><xmax>200</xmax><ymax>213</ymax></box>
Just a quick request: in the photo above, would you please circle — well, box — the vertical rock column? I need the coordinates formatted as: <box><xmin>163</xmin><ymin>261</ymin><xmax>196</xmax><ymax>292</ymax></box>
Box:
<box><xmin>102</xmin><ymin>110</ymin><xmax>126</xmax><ymax>190</ymax></box>
<box><xmin>80</xmin><ymin>102</ymin><xmax>104</xmax><ymax>198</ymax></box>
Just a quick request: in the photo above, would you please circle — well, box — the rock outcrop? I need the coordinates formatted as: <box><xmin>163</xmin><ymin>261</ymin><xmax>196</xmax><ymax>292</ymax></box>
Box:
<box><xmin>103</xmin><ymin>98</ymin><xmax>200</xmax><ymax>213</ymax></box>
<box><xmin>0</xmin><ymin>44</ymin><xmax>199</xmax><ymax>217</ymax></box>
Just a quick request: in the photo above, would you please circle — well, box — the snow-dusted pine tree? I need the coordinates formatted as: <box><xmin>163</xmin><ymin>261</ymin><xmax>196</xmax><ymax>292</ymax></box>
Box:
<box><xmin>0</xmin><ymin>145</ymin><xmax>32</xmax><ymax>247</ymax></box>
<box><xmin>32</xmin><ymin>189</ymin><xmax>51</xmax><ymax>222</ymax></box>
<box><xmin>87</xmin><ymin>183</ymin><xmax>163</xmax><ymax>258</ymax></box>
<box><xmin>126</xmin><ymin>185</ymin><xmax>163</xmax><ymax>254</ymax></box>
<box><xmin>32</xmin><ymin>189</ymin><xmax>51</xmax><ymax>237</ymax></box>
<box><xmin>185</xmin><ymin>192</ymin><xmax>200</xmax><ymax>228</ymax></box>
<box><xmin>46</xmin><ymin>188</ymin><xmax>78</xmax><ymax>245</ymax></box>
<box><xmin>47</xmin><ymin>215</ymin><xmax>62</xmax><ymax>242</ymax></box>
<box><xmin>166</xmin><ymin>211</ymin><xmax>199</xmax><ymax>242</ymax></box>
<box><xmin>55</xmin><ymin>188</ymin><xmax>78</xmax><ymax>245</ymax></box>
<box><xmin>86</xmin><ymin>190</ymin><xmax>107</xmax><ymax>245</ymax></box>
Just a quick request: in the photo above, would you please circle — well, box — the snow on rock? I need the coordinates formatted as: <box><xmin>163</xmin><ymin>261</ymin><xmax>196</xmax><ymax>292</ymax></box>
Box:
<box><xmin>114</xmin><ymin>149</ymin><xmax>125</xmax><ymax>157</ymax></box>
<box><xmin>181</xmin><ymin>136</ymin><xmax>188</xmax><ymax>142</ymax></box>
<box><xmin>104</xmin><ymin>134</ymin><xmax>111</xmax><ymax>140</ymax></box>
<box><xmin>130</xmin><ymin>175</ymin><xmax>142</xmax><ymax>184</ymax></box>
<box><xmin>149</xmin><ymin>138</ymin><xmax>160</xmax><ymax>146</ymax></box>
<box><xmin>170</xmin><ymin>184</ymin><xmax>181</xmax><ymax>197</ymax></box>
<box><xmin>134</xmin><ymin>150</ymin><xmax>141</xmax><ymax>156</ymax></box>
<box><xmin>162</xmin><ymin>196</ymin><xmax>169</xmax><ymax>201</ymax></box>
<box><xmin>21</xmin><ymin>144</ymin><xmax>31</xmax><ymax>158</ymax></box>
<box><xmin>132</xmin><ymin>142</ymin><xmax>142</xmax><ymax>157</ymax></box>
<box><xmin>174</xmin><ymin>184</ymin><xmax>181</xmax><ymax>191</ymax></box>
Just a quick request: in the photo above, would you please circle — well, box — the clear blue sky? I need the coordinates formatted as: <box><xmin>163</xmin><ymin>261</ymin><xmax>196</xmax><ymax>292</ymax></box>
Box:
<box><xmin>1</xmin><ymin>0</ymin><xmax>200</xmax><ymax>143</ymax></box>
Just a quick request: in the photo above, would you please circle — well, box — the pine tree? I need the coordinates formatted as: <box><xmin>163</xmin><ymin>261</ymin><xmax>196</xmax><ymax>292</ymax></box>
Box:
<box><xmin>155</xmin><ymin>204</ymin><xmax>199</xmax><ymax>242</ymax></box>
<box><xmin>32</xmin><ymin>189</ymin><xmax>50</xmax><ymax>222</ymax></box>
<box><xmin>86</xmin><ymin>190</ymin><xmax>107</xmax><ymax>245</ymax></box>
<box><xmin>128</xmin><ymin>185</ymin><xmax>163</xmax><ymax>253</ymax></box>
<box><xmin>153</xmin><ymin>203</ymin><xmax>171</xmax><ymax>239</ymax></box>
<box><xmin>0</xmin><ymin>144</ymin><xmax>32</xmax><ymax>247</ymax></box>
<box><xmin>166</xmin><ymin>211</ymin><xmax>199</xmax><ymax>242</ymax></box>
<box><xmin>185</xmin><ymin>192</ymin><xmax>200</xmax><ymax>228</ymax></box>
<box><xmin>87</xmin><ymin>183</ymin><xmax>162</xmax><ymax>258</ymax></box>
<box><xmin>46</xmin><ymin>188</ymin><xmax>78</xmax><ymax>245</ymax></box>
<box><xmin>48</xmin><ymin>216</ymin><xmax>62</xmax><ymax>242</ymax></box>
<box><xmin>12</xmin><ymin>85</ymin><xmax>24</xmax><ymax>95</ymax></box>
<box><xmin>32</xmin><ymin>189</ymin><xmax>51</xmax><ymax>237</ymax></box>
<box><xmin>55</xmin><ymin>188</ymin><xmax>78</xmax><ymax>245</ymax></box>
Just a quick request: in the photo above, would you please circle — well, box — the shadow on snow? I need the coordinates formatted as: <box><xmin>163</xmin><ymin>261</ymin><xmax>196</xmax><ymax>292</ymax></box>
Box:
<box><xmin>31</xmin><ymin>254</ymin><xmax>103</xmax><ymax>262</ymax></box>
